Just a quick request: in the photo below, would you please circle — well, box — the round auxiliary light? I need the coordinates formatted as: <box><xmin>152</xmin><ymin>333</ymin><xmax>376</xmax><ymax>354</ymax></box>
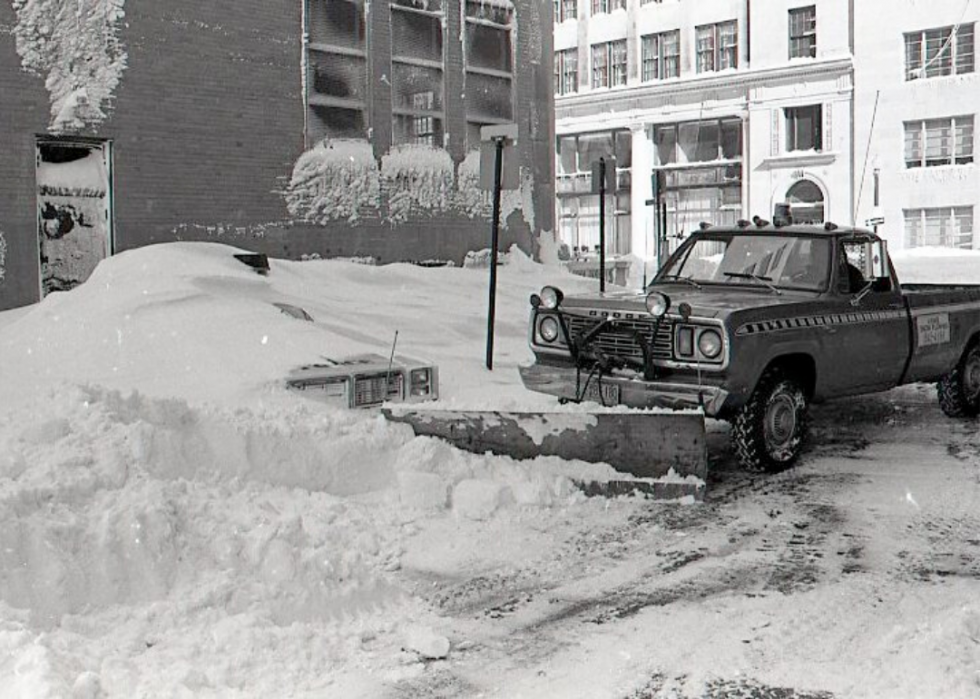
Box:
<box><xmin>539</xmin><ymin>316</ymin><xmax>560</xmax><ymax>343</ymax></box>
<box><xmin>530</xmin><ymin>293</ymin><xmax>542</xmax><ymax>308</ymax></box>
<box><xmin>540</xmin><ymin>286</ymin><xmax>563</xmax><ymax>310</ymax></box>
<box><xmin>645</xmin><ymin>291</ymin><xmax>671</xmax><ymax>318</ymax></box>
<box><xmin>698</xmin><ymin>329</ymin><xmax>723</xmax><ymax>359</ymax></box>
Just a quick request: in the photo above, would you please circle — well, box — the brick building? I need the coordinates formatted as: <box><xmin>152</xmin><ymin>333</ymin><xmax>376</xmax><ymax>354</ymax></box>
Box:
<box><xmin>0</xmin><ymin>0</ymin><xmax>554</xmax><ymax>311</ymax></box>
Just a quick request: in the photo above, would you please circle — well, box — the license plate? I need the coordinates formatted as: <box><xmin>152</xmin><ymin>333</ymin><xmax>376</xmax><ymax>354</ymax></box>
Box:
<box><xmin>583</xmin><ymin>381</ymin><xmax>620</xmax><ymax>406</ymax></box>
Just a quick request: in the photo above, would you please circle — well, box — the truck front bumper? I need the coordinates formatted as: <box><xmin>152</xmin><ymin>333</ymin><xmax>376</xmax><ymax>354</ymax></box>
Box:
<box><xmin>519</xmin><ymin>362</ymin><xmax>730</xmax><ymax>417</ymax></box>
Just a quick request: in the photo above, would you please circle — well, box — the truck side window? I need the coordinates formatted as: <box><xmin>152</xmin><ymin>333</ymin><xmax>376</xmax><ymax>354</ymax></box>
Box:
<box><xmin>839</xmin><ymin>241</ymin><xmax>892</xmax><ymax>294</ymax></box>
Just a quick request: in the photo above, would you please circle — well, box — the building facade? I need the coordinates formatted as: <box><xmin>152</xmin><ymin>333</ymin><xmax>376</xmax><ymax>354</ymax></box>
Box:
<box><xmin>554</xmin><ymin>0</ymin><xmax>854</xmax><ymax>261</ymax></box>
<box><xmin>0</xmin><ymin>0</ymin><xmax>553</xmax><ymax>312</ymax></box>
<box><xmin>852</xmin><ymin>1</ymin><xmax>978</xmax><ymax>251</ymax></box>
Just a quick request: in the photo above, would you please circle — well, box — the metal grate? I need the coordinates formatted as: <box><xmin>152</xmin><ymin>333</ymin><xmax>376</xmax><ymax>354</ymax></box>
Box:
<box><xmin>353</xmin><ymin>372</ymin><xmax>403</xmax><ymax>407</ymax></box>
<box><xmin>566</xmin><ymin>315</ymin><xmax>674</xmax><ymax>362</ymax></box>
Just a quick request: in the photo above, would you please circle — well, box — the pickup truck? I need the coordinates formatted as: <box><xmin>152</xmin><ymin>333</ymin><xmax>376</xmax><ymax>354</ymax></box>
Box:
<box><xmin>520</xmin><ymin>219</ymin><xmax>980</xmax><ymax>471</ymax></box>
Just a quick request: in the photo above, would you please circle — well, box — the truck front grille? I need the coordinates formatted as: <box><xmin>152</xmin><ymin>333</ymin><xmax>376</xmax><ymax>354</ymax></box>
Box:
<box><xmin>353</xmin><ymin>372</ymin><xmax>403</xmax><ymax>407</ymax></box>
<box><xmin>566</xmin><ymin>315</ymin><xmax>674</xmax><ymax>362</ymax></box>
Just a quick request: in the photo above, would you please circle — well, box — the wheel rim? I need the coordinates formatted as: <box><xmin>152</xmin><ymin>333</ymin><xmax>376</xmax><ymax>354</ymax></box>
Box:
<box><xmin>965</xmin><ymin>352</ymin><xmax>980</xmax><ymax>401</ymax></box>
<box><xmin>765</xmin><ymin>391</ymin><xmax>798</xmax><ymax>456</ymax></box>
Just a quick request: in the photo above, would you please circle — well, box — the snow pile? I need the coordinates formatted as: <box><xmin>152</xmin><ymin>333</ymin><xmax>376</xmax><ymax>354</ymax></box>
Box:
<box><xmin>285</xmin><ymin>139</ymin><xmax>381</xmax><ymax>224</ymax></box>
<box><xmin>892</xmin><ymin>246</ymin><xmax>980</xmax><ymax>285</ymax></box>
<box><xmin>0</xmin><ymin>241</ymin><xmax>630</xmax><ymax>695</ymax></box>
<box><xmin>0</xmin><ymin>229</ymin><xmax>6</xmax><ymax>282</ymax></box>
<box><xmin>381</xmin><ymin>145</ymin><xmax>455</xmax><ymax>222</ymax></box>
<box><xmin>10</xmin><ymin>0</ymin><xmax>127</xmax><ymax>132</ymax></box>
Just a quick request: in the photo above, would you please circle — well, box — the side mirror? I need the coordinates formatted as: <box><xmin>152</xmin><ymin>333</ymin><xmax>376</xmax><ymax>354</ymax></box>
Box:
<box><xmin>864</xmin><ymin>239</ymin><xmax>889</xmax><ymax>280</ymax></box>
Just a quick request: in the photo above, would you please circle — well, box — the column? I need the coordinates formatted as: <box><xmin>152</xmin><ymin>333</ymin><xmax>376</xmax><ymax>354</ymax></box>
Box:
<box><xmin>630</xmin><ymin>123</ymin><xmax>654</xmax><ymax>261</ymax></box>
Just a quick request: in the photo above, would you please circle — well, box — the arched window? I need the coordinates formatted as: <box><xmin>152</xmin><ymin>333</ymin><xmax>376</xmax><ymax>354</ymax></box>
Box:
<box><xmin>785</xmin><ymin>179</ymin><xmax>825</xmax><ymax>224</ymax></box>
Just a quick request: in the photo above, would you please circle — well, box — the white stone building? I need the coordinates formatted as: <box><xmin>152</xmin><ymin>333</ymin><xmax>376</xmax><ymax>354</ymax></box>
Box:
<box><xmin>852</xmin><ymin>1</ymin><xmax>978</xmax><ymax>251</ymax></box>
<box><xmin>554</xmin><ymin>0</ymin><xmax>855</xmax><ymax>262</ymax></box>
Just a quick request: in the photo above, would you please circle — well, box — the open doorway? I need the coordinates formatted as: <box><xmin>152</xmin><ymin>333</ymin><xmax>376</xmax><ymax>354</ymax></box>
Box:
<box><xmin>35</xmin><ymin>138</ymin><xmax>114</xmax><ymax>296</ymax></box>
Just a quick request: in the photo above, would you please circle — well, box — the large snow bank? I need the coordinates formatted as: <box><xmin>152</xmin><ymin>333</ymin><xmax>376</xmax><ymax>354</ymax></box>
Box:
<box><xmin>11</xmin><ymin>0</ymin><xmax>127</xmax><ymax>132</ymax></box>
<box><xmin>0</xmin><ymin>241</ymin><xmax>631</xmax><ymax>694</ymax></box>
<box><xmin>285</xmin><ymin>139</ymin><xmax>381</xmax><ymax>224</ymax></box>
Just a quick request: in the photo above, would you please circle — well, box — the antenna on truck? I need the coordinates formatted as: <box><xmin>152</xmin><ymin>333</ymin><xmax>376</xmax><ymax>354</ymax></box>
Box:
<box><xmin>385</xmin><ymin>330</ymin><xmax>399</xmax><ymax>398</ymax></box>
<box><xmin>854</xmin><ymin>90</ymin><xmax>880</xmax><ymax>227</ymax></box>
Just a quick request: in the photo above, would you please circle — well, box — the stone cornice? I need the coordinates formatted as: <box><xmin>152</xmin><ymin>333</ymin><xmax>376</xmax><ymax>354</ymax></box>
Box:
<box><xmin>556</xmin><ymin>57</ymin><xmax>854</xmax><ymax>119</ymax></box>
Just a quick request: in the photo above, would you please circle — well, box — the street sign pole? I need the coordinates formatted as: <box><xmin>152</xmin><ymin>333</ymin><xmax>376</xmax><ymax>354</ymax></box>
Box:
<box><xmin>479</xmin><ymin>122</ymin><xmax>518</xmax><ymax>372</ymax></box>
<box><xmin>598</xmin><ymin>157</ymin><xmax>606</xmax><ymax>293</ymax></box>
<box><xmin>486</xmin><ymin>137</ymin><xmax>504</xmax><ymax>371</ymax></box>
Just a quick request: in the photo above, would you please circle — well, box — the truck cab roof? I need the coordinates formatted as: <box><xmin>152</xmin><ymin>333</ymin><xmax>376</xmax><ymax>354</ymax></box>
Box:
<box><xmin>698</xmin><ymin>221</ymin><xmax>878</xmax><ymax>239</ymax></box>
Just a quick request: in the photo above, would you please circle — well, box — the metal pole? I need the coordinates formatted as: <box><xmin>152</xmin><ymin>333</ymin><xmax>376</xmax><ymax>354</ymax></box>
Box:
<box><xmin>486</xmin><ymin>137</ymin><xmax>504</xmax><ymax>371</ymax></box>
<box><xmin>599</xmin><ymin>157</ymin><xmax>606</xmax><ymax>293</ymax></box>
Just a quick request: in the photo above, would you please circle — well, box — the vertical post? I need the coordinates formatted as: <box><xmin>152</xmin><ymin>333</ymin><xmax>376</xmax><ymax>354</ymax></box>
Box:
<box><xmin>659</xmin><ymin>200</ymin><xmax>668</xmax><ymax>270</ymax></box>
<box><xmin>486</xmin><ymin>137</ymin><xmax>505</xmax><ymax>371</ymax></box>
<box><xmin>598</xmin><ymin>157</ymin><xmax>606</xmax><ymax>293</ymax></box>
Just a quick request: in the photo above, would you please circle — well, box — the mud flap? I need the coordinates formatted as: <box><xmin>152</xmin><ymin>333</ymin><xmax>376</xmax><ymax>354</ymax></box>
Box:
<box><xmin>382</xmin><ymin>408</ymin><xmax>707</xmax><ymax>500</ymax></box>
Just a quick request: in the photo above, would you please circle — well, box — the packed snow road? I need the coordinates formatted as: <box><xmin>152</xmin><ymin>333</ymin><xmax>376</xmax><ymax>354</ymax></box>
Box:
<box><xmin>387</xmin><ymin>384</ymin><xmax>980</xmax><ymax>699</ymax></box>
<box><xmin>3</xmin><ymin>243</ymin><xmax>980</xmax><ymax>697</ymax></box>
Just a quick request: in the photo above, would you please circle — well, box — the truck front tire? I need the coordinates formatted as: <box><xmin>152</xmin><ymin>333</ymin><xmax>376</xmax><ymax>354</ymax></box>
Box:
<box><xmin>732</xmin><ymin>368</ymin><xmax>809</xmax><ymax>472</ymax></box>
<box><xmin>938</xmin><ymin>344</ymin><xmax>980</xmax><ymax>418</ymax></box>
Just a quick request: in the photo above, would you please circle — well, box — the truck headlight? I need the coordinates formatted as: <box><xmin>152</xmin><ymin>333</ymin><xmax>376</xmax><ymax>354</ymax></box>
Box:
<box><xmin>410</xmin><ymin>368</ymin><xmax>432</xmax><ymax>396</ymax></box>
<box><xmin>539</xmin><ymin>315</ymin><xmax>560</xmax><ymax>343</ymax></box>
<box><xmin>540</xmin><ymin>286</ymin><xmax>563</xmax><ymax>310</ymax></box>
<box><xmin>698</xmin><ymin>329</ymin><xmax>723</xmax><ymax>359</ymax></box>
<box><xmin>646</xmin><ymin>291</ymin><xmax>670</xmax><ymax>318</ymax></box>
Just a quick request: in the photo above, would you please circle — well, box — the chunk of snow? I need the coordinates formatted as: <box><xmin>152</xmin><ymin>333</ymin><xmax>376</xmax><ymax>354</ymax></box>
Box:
<box><xmin>403</xmin><ymin>625</ymin><xmax>450</xmax><ymax>660</ymax></box>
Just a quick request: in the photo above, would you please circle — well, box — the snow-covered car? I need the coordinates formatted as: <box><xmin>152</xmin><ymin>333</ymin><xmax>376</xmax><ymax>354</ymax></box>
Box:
<box><xmin>286</xmin><ymin>353</ymin><xmax>438</xmax><ymax>408</ymax></box>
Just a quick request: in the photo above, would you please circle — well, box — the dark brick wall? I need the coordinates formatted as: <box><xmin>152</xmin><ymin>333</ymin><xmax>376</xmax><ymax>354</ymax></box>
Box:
<box><xmin>0</xmin><ymin>0</ymin><xmax>553</xmax><ymax>312</ymax></box>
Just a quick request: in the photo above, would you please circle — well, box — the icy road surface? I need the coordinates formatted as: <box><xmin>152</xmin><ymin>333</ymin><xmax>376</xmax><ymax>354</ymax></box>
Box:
<box><xmin>388</xmin><ymin>384</ymin><xmax>980</xmax><ymax>698</ymax></box>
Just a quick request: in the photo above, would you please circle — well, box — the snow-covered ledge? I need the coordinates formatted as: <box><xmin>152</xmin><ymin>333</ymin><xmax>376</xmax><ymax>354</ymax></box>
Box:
<box><xmin>759</xmin><ymin>151</ymin><xmax>838</xmax><ymax>170</ymax></box>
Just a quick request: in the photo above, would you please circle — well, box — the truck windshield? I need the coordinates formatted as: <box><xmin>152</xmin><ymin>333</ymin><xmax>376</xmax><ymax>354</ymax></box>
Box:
<box><xmin>656</xmin><ymin>235</ymin><xmax>831</xmax><ymax>292</ymax></box>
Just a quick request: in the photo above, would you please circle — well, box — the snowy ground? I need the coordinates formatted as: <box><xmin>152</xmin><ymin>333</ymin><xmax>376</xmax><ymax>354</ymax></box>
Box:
<box><xmin>1</xmin><ymin>242</ymin><xmax>980</xmax><ymax>698</ymax></box>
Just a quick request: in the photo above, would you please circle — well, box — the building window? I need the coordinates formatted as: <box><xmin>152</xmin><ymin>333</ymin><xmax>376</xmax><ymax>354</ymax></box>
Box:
<box><xmin>306</xmin><ymin>0</ymin><xmax>368</xmax><ymax>140</ymax></box>
<box><xmin>555</xmin><ymin>48</ymin><xmax>578</xmax><ymax>95</ymax></box>
<box><xmin>592</xmin><ymin>40</ymin><xmax>627</xmax><ymax>88</ymax></box>
<box><xmin>554</xmin><ymin>0</ymin><xmax>577</xmax><ymax>22</ymax></box>
<box><xmin>904</xmin><ymin>116</ymin><xmax>974</xmax><ymax>167</ymax></box>
<box><xmin>464</xmin><ymin>0</ymin><xmax>514</xmax><ymax>148</ymax></box>
<box><xmin>654</xmin><ymin>118</ymin><xmax>742</xmax><ymax>165</ymax></box>
<box><xmin>785</xmin><ymin>105</ymin><xmax>822</xmax><ymax>152</ymax></box>
<box><xmin>785</xmin><ymin>179</ymin><xmax>825</xmax><ymax>224</ymax></box>
<box><xmin>905</xmin><ymin>207</ymin><xmax>974</xmax><ymax>248</ymax></box>
<box><xmin>641</xmin><ymin>30</ymin><xmax>680</xmax><ymax>81</ymax></box>
<box><xmin>591</xmin><ymin>0</ymin><xmax>625</xmax><ymax>14</ymax></box>
<box><xmin>390</xmin><ymin>0</ymin><xmax>444</xmax><ymax>147</ymax></box>
<box><xmin>696</xmin><ymin>21</ymin><xmax>737</xmax><ymax>73</ymax></box>
<box><xmin>905</xmin><ymin>24</ymin><xmax>975</xmax><ymax>80</ymax></box>
<box><xmin>788</xmin><ymin>5</ymin><xmax>816</xmax><ymax>59</ymax></box>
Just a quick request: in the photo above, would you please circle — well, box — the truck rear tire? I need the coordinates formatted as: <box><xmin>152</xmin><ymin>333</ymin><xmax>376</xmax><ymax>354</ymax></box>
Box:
<box><xmin>938</xmin><ymin>344</ymin><xmax>980</xmax><ymax>418</ymax></box>
<box><xmin>732</xmin><ymin>367</ymin><xmax>809</xmax><ymax>472</ymax></box>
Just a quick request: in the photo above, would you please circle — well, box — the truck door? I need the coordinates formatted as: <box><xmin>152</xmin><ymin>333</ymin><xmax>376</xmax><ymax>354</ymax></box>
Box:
<box><xmin>819</xmin><ymin>238</ymin><xmax>910</xmax><ymax>395</ymax></box>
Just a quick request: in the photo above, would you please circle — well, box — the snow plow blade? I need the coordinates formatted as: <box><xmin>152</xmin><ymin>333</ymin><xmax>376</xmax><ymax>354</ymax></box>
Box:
<box><xmin>382</xmin><ymin>408</ymin><xmax>707</xmax><ymax>500</ymax></box>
